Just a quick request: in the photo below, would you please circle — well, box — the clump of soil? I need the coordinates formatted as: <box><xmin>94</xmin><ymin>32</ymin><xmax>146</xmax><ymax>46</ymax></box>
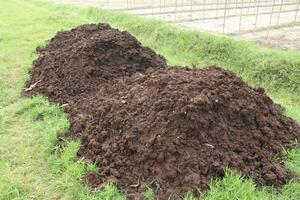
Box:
<box><xmin>25</xmin><ymin>23</ymin><xmax>166</xmax><ymax>105</ymax></box>
<box><xmin>73</xmin><ymin>67</ymin><xmax>300</xmax><ymax>199</ymax></box>
<box><xmin>24</xmin><ymin>23</ymin><xmax>300</xmax><ymax>199</ymax></box>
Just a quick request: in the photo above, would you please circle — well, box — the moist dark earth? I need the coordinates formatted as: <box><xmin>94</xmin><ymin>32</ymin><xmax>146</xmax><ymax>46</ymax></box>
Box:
<box><xmin>25</xmin><ymin>23</ymin><xmax>300</xmax><ymax>199</ymax></box>
<box><xmin>25</xmin><ymin>23</ymin><xmax>166</xmax><ymax>106</ymax></box>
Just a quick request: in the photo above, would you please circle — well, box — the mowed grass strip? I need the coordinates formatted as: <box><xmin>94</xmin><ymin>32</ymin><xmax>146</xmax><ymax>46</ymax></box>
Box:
<box><xmin>0</xmin><ymin>0</ymin><xmax>299</xmax><ymax>199</ymax></box>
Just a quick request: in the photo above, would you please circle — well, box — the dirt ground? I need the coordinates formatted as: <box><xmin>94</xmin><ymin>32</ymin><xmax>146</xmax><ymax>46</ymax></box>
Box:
<box><xmin>238</xmin><ymin>24</ymin><xmax>300</xmax><ymax>51</ymax></box>
<box><xmin>49</xmin><ymin>0</ymin><xmax>300</xmax><ymax>51</ymax></box>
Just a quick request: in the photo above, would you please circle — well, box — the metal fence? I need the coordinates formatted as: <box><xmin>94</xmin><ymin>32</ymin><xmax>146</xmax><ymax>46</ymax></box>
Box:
<box><xmin>56</xmin><ymin>0</ymin><xmax>300</xmax><ymax>34</ymax></box>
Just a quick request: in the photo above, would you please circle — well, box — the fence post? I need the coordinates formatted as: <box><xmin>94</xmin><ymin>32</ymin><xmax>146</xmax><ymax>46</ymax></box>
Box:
<box><xmin>247</xmin><ymin>0</ymin><xmax>252</xmax><ymax>14</ymax></box>
<box><xmin>190</xmin><ymin>0</ymin><xmax>193</xmax><ymax>19</ymax></box>
<box><xmin>255</xmin><ymin>0</ymin><xmax>261</xmax><ymax>29</ymax></box>
<box><xmin>295</xmin><ymin>0</ymin><xmax>300</xmax><ymax>22</ymax></box>
<box><xmin>277</xmin><ymin>0</ymin><xmax>284</xmax><ymax>25</ymax></box>
<box><xmin>175</xmin><ymin>0</ymin><xmax>178</xmax><ymax>21</ymax></box>
<box><xmin>238</xmin><ymin>0</ymin><xmax>245</xmax><ymax>32</ymax></box>
<box><xmin>216</xmin><ymin>0</ymin><xmax>220</xmax><ymax>16</ymax></box>
<box><xmin>267</xmin><ymin>0</ymin><xmax>276</xmax><ymax>39</ymax></box>
<box><xmin>235</xmin><ymin>0</ymin><xmax>239</xmax><ymax>15</ymax></box>
<box><xmin>203</xmin><ymin>0</ymin><xmax>206</xmax><ymax>18</ymax></box>
<box><xmin>223</xmin><ymin>0</ymin><xmax>228</xmax><ymax>33</ymax></box>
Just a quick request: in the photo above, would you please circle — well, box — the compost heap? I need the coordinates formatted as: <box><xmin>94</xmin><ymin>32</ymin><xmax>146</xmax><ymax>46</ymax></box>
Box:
<box><xmin>25</xmin><ymin>23</ymin><xmax>300</xmax><ymax>199</ymax></box>
<box><xmin>25</xmin><ymin>23</ymin><xmax>166</xmax><ymax>105</ymax></box>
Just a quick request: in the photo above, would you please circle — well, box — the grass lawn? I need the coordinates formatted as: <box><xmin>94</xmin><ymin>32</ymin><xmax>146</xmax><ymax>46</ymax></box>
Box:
<box><xmin>0</xmin><ymin>0</ymin><xmax>299</xmax><ymax>199</ymax></box>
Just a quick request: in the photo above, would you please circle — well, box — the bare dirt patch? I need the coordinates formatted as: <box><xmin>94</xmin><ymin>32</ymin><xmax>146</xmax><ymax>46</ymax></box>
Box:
<box><xmin>240</xmin><ymin>25</ymin><xmax>300</xmax><ymax>51</ymax></box>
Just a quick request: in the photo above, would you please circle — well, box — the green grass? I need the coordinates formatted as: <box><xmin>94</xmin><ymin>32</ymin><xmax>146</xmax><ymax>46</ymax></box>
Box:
<box><xmin>0</xmin><ymin>0</ymin><xmax>299</xmax><ymax>199</ymax></box>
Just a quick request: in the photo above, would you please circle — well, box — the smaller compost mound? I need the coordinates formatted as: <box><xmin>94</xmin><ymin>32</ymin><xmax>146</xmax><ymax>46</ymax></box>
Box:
<box><xmin>72</xmin><ymin>67</ymin><xmax>300</xmax><ymax>199</ymax></box>
<box><xmin>25</xmin><ymin>23</ymin><xmax>166</xmax><ymax>104</ymax></box>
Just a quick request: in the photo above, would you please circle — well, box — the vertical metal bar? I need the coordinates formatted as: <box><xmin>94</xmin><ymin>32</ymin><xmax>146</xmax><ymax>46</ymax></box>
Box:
<box><xmin>163</xmin><ymin>0</ymin><xmax>166</xmax><ymax>19</ymax></box>
<box><xmin>294</xmin><ymin>0</ymin><xmax>300</xmax><ymax>50</ymax></box>
<box><xmin>269</xmin><ymin>0</ymin><xmax>276</xmax><ymax>27</ymax></box>
<box><xmin>255</xmin><ymin>0</ymin><xmax>261</xmax><ymax>28</ymax></box>
<box><xmin>181</xmin><ymin>0</ymin><xmax>184</xmax><ymax>19</ymax></box>
<box><xmin>264</xmin><ymin>0</ymin><xmax>267</xmax><ymax>12</ymax></box>
<box><xmin>247</xmin><ymin>0</ymin><xmax>252</xmax><ymax>14</ymax></box>
<box><xmin>235</xmin><ymin>0</ymin><xmax>239</xmax><ymax>15</ymax></box>
<box><xmin>238</xmin><ymin>0</ymin><xmax>245</xmax><ymax>33</ymax></box>
<box><xmin>175</xmin><ymin>0</ymin><xmax>178</xmax><ymax>20</ymax></box>
<box><xmin>277</xmin><ymin>0</ymin><xmax>283</xmax><ymax>25</ymax></box>
<box><xmin>159</xmin><ymin>0</ymin><xmax>162</xmax><ymax>17</ymax></box>
<box><xmin>151</xmin><ymin>0</ymin><xmax>154</xmax><ymax>14</ymax></box>
<box><xmin>216</xmin><ymin>0</ymin><xmax>220</xmax><ymax>16</ymax></box>
<box><xmin>190</xmin><ymin>0</ymin><xmax>193</xmax><ymax>19</ymax></box>
<box><xmin>267</xmin><ymin>0</ymin><xmax>276</xmax><ymax>38</ymax></box>
<box><xmin>203</xmin><ymin>0</ymin><xmax>206</xmax><ymax>19</ymax></box>
<box><xmin>295</xmin><ymin>0</ymin><xmax>300</xmax><ymax>22</ymax></box>
<box><xmin>228</xmin><ymin>0</ymin><xmax>231</xmax><ymax>16</ymax></box>
<box><xmin>223</xmin><ymin>0</ymin><xmax>228</xmax><ymax>33</ymax></box>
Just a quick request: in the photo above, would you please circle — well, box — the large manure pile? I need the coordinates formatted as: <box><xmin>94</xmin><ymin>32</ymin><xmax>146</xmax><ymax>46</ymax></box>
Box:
<box><xmin>73</xmin><ymin>67</ymin><xmax>299</xmax><ymax>199</ymax></box>
<box><xmin>25</xmin><ymin>23</ymin><xmax>300</xmax><ymax>199</ymax></box>
<box><xmin>25</xmin><ymin>24</ymin><xmax>166</xmax><ymax>105</ymax></box>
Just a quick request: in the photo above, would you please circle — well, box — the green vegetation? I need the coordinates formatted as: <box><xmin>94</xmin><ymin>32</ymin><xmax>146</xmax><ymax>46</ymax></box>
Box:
<box><xmin>0</xmin><ymin>0</ymin><xmax>299</xmax><ymax>199</ymax></box>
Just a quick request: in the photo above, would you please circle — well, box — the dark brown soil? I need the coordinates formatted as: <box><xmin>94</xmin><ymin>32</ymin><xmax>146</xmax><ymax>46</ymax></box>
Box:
<box><xmin>24</xmin><ymin>23</ymin><xmax>300</xmax><ymax>199</ymax></box>
<box><xmin>73</xmin><ymin>67</ymin><xmax>300</xmax><ymax>199</ymax></box>
<box><xmin>25</xmin><ymin>23</ymin><xmax>166</xmax><ymax>105</ymax></box>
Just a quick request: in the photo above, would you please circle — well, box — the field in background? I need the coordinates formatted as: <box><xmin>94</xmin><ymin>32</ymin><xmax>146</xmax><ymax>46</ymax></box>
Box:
<box><xmin>51</xmin><ymin>0</ymin><xmax>300</xmax><ymax>50</ymax></box>
<box><xmin>0</xmin><ymin>0</ymin><xmax>300</xmax><ymax>199</ymax></box>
